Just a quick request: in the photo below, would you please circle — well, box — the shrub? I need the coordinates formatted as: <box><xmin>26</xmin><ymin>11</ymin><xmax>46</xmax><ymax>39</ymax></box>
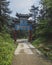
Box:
<box><xmin>0</xmin><ymin>33</ymin><xmax>16</xmax><ymax>65</ymax></box>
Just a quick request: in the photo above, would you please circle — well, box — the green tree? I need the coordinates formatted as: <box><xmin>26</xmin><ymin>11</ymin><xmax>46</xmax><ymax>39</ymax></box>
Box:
<box><xmin>37</xmin><ymin>0</ymin><xmax>52</xmax><ymax>40</ymax></box>
<box><xmin>30</xmin><ymin>5</ymin><xmax>39</xmax><ymax>39</ymax></box>
<box><xmin>0</xmin><ymin>0</ymin><xmax>11</xmax><ymax>31</ymax></box>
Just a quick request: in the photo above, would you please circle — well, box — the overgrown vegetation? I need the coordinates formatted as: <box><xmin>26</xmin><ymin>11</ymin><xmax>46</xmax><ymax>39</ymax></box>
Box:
<box><xmin>0</xmin><ymin>32</ymin><xmax>16</xmax><ymax>65</ymax></box>
<box><xmin>32</xmin><ymin>38</ymin><xmax>52</xmax><ymax>60</ymax></box>
<box><xmin>0</xmin><ymin>0</ymin><xmax>16</xmax><ymax>65</ymax></box>
<box><xmin>32</xmin><ymin>0</ymin><xmax>52</xmax><ymax>60</ymax></box>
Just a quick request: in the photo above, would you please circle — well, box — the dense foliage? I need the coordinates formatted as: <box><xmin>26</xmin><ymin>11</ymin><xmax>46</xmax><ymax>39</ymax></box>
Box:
<box><xmin>0</xmin><ymin>0</ymin><xmax>16</xmax><ymax>65</ymax></box>
<box><xmin>0</xmin><ymin>33</ymin><xmax>16</xmax><ymax>65</ymax></box>
<box><xmin>32</xmin><ymin>0</ymin><xmax>52</xmax><ymax>60</ymax></box>
<box><xmin>36</xmin><ymin>0</ymin><xmax>52</xmax><ymax>40</ymax></box>
<box><xmin>30</xmin><ymin>5</ymin><xmax>38</xmax><ymax>39</ymax></box>
<box><xmin>0</xmin><ymin>0</ymin><xmax>11</xmax><ymax>31</ymax></box>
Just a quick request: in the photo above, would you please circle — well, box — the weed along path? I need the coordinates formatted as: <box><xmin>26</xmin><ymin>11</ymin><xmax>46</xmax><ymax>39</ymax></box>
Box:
<box><xmin>12</xmin><ymin>39</ymin><xmax>52</xmax><ymax>65</ymax></box>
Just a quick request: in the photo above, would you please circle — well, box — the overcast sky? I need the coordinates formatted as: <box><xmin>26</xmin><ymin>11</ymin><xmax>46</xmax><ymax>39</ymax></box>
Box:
<box><xmin>9</xmin><ymin>0</ymin><xmax>40</xmax><ymax>17</ymax></box>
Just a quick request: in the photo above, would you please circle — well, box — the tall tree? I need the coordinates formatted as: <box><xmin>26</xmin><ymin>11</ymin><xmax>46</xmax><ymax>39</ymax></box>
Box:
<box><xmin>0</xmin><ymin>0</ymin><xmax>11</xmax><ymax>31</ymax></box>
<box><xmin>37</xmin><ymin>0</ymin><xmax>52</xmax><ymax>40</ymax></box>
<box><xmin>30</xmin><ymin>5</ymin><xmax>39</xmax><ymax>39</ymax></box>
<box><xmin>30</xmin><ymin>5</ymin><xmax>38</xmax><ymax>21</ymax></box>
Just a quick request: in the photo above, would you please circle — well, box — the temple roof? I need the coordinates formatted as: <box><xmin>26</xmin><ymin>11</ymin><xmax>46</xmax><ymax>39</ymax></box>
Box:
<box><xmin>28</xmin><ymin>17</ymin><xmax>35</xmax><ymax>21</ymax></box>
<box><xmin>16</xmin><ymin>13</ymin><xmax>31</xmax><ymax>18</ymax></box>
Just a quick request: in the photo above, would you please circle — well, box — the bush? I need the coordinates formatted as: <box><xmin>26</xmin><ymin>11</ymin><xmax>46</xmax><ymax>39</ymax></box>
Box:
<box><xmin>32</xmin><ymin>38</ymin><xmax>52</xmax><ymax>60</ymax></box>
<box><xmin>0</xmin><ymin>33</ymin><xmax>16</xmax><ymax>65</ymax></box>
<box><xmin>32</xmin><ymin>38</ymin><xmax>44</xmax><ymax>48</ymax></box>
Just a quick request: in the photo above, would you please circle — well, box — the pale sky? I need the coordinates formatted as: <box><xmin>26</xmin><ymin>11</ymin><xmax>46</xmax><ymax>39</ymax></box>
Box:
<box><xmin>9</xmin><ymin>0</ymin><xmax>40</xmax><ymax>17</ymax></box>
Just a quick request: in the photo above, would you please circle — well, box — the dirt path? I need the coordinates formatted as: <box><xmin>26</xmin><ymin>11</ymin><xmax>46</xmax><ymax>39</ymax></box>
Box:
<box><xmin>12</xmin><ymin>40</ymin><xmax>52</xmax><ymax>65</ymax></box>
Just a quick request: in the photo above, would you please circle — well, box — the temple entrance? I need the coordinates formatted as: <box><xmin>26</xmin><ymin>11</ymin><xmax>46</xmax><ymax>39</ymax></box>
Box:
<box><xmin>13</xmin><ymin>28</ymin><xmax>32</xmax><ymax>42</ymax></box>
<box><xmin>13</xmin><ymin>13</ymin><xmax>32</xmax><ymax>42</ymax></box>
<box><xmin>14</xmin><ymin>30</ymin><xmax>29</xmax><ymax>39</ymax></box>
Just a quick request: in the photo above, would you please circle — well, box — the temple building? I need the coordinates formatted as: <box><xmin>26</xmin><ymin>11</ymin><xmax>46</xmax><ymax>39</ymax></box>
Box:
<box><xmin>13</xmin><ymin>13</ymin><xmax>33</xmax><ymax>42</ymax></box>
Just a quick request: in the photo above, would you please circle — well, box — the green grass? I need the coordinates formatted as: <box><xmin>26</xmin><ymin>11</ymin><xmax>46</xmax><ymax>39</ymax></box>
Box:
<box><xmin>0</xmin><ymin>33</ymin><xmax>16</xmax><ymax>65</ymax></box>
<box><xmin>32</xmin><ymin>38</ymin><xmax>43</xmax><ymax>48</ymax></box>
<box><xmin>32</xmin><ymin>38</ymin><xmax>52</xmax><ymax>60</ymax></box>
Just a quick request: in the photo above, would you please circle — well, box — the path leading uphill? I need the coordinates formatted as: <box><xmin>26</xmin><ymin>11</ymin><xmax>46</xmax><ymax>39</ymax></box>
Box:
<box><xmin>12</xmin><ymin>39</ymin><xmax>52</xmax><ymax>65</ymax></box>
